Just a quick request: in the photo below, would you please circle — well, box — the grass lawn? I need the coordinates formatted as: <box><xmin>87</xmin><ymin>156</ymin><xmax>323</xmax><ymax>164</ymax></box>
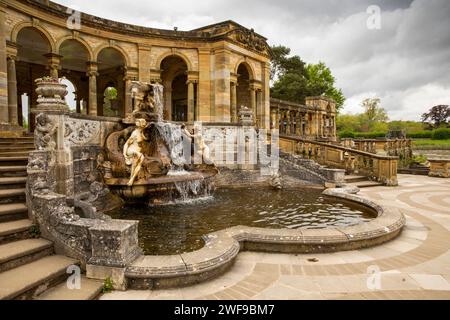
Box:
<box><xmin>412</xmin><ymin>139</ymin><xmax>450</xmax><ymax>150</ymax></box>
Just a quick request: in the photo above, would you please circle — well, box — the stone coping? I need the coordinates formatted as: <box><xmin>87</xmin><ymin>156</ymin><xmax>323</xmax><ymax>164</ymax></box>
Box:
<box><xmin>124</xmin><ymin>187</ymin><xmax>405</xmax><ymax>289</ymax></box>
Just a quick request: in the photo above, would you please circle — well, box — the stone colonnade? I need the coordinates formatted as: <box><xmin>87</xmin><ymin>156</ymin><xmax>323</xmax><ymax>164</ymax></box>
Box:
<box><xmin>270</xmin><ymin>97</ymin><xmax>337</xmax><ymax>141</ymax></box>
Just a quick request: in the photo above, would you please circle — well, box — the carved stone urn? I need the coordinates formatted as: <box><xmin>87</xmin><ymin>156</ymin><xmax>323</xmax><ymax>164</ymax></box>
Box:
<box><xmin>35</xmin><ymin>77</ymin><xmax>69</xmax><ymax>111</ymax></box>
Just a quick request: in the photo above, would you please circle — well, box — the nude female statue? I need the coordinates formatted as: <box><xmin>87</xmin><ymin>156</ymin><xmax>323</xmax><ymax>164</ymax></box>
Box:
<box><xmin>123</xmin><ymin>118</ymin><xmax>148</xmax><ymax>186</ymax></box>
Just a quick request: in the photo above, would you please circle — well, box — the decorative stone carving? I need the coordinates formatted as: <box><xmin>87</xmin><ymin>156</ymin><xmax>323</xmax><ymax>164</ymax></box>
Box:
<box><xmin>230</xmin><ymin>28</ymin><xmax>269</xmax><ymax>54</ymax></box>
<box><xmin>64</xmin><ymin>118</ymin><xmax>101</xmax><ymax>148</ymax></box>
<box><xmin>35</xmin><ymin>77</ymin><xmax>69</xmax><ymax>111</ymax></box>
<box><xmin>35</xmin><ymin>113</ymin><xmax>57</xmax><ymax>151</ymax></box>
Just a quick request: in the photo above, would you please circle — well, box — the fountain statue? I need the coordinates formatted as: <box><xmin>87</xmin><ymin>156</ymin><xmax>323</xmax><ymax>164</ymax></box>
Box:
<box><xmin>123</xmin><ymin>118</ymin><xmax>149</xmax><ymax>186</ymax></box>
<box><xmin>101</xmin><ymin>81</ymin><xmax>217</xmax><ymax>203</ymax></box>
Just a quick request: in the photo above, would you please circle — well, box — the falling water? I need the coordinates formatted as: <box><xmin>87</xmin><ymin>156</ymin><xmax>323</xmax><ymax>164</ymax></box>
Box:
<box><xmin>155</xmin><ymin>122</ymin><xmax>187</xmax><ymax>172</ymax></box>
<box><xmin>174</xmin><ymin>179</ymin><xmax>214</xmax><ymax>202</ymax></box>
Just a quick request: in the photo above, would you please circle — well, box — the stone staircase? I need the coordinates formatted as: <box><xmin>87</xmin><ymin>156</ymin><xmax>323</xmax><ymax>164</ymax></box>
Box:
<box><xmin>344</xmin><ymin>174</ymin><xmax>383</xmax><ymax>188</ymax></box>
<box><xmin>0</xmin><ymin>136</ymin><xmax>103</xmax><ymax>300</ymax></box>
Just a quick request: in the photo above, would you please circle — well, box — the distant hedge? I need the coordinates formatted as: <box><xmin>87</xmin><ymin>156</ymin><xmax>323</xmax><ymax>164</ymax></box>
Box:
<box><xmin>432</xmin><ymin>128</ymin><xmax>450</xmax><ymax>140</ymax></box>
<box><xmin>406</xmin><ymin>131</ymin><xmax>433</xmax><ymax>139</ymax></box>
<box><xmin>338</xmin><ymin>131</ymin><xmax>387</xmax><ymax>139</ymax></box>
<box><xmin>338</xmin><ymin>129</ymin><xmax>450</xmax><ymax>140</ymax></box>
<box><xmin>354</xmin><ymin>132</ymin><xmax>387</xmax><ymax>139</ymax></box>
<box><xmin>338</xmin><ymin>130</ymin><xmax>355</xmax><ymax>138</ymax></box>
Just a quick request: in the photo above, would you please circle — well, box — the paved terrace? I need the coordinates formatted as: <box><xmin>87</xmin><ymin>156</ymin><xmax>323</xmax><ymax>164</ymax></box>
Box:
<box><xmin>102</xmin><ymin>174</ymin><xmax>450</xmax><ymax>300</ymax></box>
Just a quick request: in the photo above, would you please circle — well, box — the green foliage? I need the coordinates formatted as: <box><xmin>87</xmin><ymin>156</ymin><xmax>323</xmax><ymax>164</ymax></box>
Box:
<box><xmin>29</xmin><ymin>225</ymin><xmax>41</xmax><ymax>238</ymax></box>
<box><xmin>407</xmin><ymin>131</ymin><xmax>433</xmax><ymax>139</ymax></box>
<box><xmin>271</xmin><ymin>73</ymin><xmax>308</xmax><ymax>105</ymax></box>
<box><xmin>432</xmin><ymin>128</ymin><xmax>450</xmax><ymax>140</ymax></box>
<box><xmin>102</xmin><ymin>277</ymin><xmax>114</xmax><ymax>293</ymax></box>
<box><xmin>421</xmin><ymin>105</ymin><xmax>450</xmax><ymax>129</ymax></box>
<box><xmin>412</xmin><ymin>139</ymin><xmax>450</xmax><ymax>150</ymax></box>
<box><xmin>305</xmin><ymin>62</ymin><xmax>346</xmax><ymax>110</ymax></box>
<box><xmin>270</xmin><ymin>45</ymin><xmax>345</xmax><ymax>111</ymax></box>
<box><xmin>388</xmin><ymin>121</ymin><xmax>425</xmax><ymax>134</ymax></box>
<box><xmin>354</xmin><ymin>132</ymin><xmax>387</xmax><ymax>139</ymax></box>
<box><xmin>270</xmin><ymin>45</ymin><xmax>291</xmax><ymax>80</ymax></box>
<box><xmin>338</xmin><ymin>130</ymin><xmax>355</xmax><ymax>139</ymax></box>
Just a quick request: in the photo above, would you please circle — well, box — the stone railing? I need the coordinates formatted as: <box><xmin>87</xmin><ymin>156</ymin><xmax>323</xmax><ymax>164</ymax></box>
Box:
<box><xmin>341</xmin><ymin>138</ymin><xmax>412</xmax><ymax>168</ymax></box>
<box><xmin>279</xmin><ymin>135</ymin><xmax>399</xmax><ymax>186</ymax></box>
<box><xmin>27</xmin><ymin>108</ymin><xmax>141</xmax><ymax>289</ymax></box>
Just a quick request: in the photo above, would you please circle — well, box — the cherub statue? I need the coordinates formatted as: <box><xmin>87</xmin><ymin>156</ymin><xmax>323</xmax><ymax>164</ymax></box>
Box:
<box><xmin>35</xmin><ymin>113</ymin><xmax>57</xmax><ymax>150</ymax></box>
<box><xmin>123</xmin><ymin>118</ymin><xmax>149</xmax><ymax>186</ymax></box>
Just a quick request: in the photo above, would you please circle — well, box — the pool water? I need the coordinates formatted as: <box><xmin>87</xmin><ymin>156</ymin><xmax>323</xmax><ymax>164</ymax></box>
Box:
<box><xmin>109</xmin><ymin>187</ymin><xmax>376</xmax><ymax>255</ymax></box>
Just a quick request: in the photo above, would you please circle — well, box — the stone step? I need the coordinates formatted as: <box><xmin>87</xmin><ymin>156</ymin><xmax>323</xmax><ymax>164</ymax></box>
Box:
<box><xmin>346</xmin><ymin>180</ymin><xmax>384</xmax><ymax>188</ymax></box>
<box><xmin>0</xmin><ymin>239</ymin><xmax>53</xmax><ymax>273</ymax></box>
<box><xmin>0</xmin><ymin>203</ymin><xmax>28</xmax><ymax>222</ymax></box>
<box><xmin>36</xmin><ymin>276</ymin><xmax>103</xmax><ymax>300</ymax></box>
<box><xmin>0</xmin><ymin>177</ymin><xmax>27</xmax><ymax>190</ymax></box>
<box><xmin>0</xmin><ymin>255</ymin><xmax>78</xmax><ymax>300</ymax></box>
<box><xmin>344</xmin><ymin>175</ymin><xmax>368</xmax><ymax>183</ymax></box>
<box><xmin>0</xmin><ymin>188</ymin><xmax>25</xmax><ymax>199</ymax></box>
<box><xmin>0</xmin><ymin>219</ymin><xmax>34</xmax><ymax>245</ymax></box>
<box><xmin>0</xmin><ymin>166</ymin><xmax>27</xmax><ymax>172</ymax></box>
<box><xmin>0</xmin><ymin>150</ymin><xmax>31</xmax><ymax>158</ymax></box>
<box><xmin>0</xmin><ymin>165</ymin><xmax>27</xmax><ymax>178</ymax></box>
<box><xmin>0</xmin><ymin>138</ymin><xmax>34</xmax><ymax>143</ymax></box>
<box><xmin>0</xmin><ymin>156</ymin><xmax>29</xmax><ymax>167</ymax></box>
<box><xmin>0</xmin><ymin>145</ymin><xmax>34</xmax><ymax>150</ymax></box>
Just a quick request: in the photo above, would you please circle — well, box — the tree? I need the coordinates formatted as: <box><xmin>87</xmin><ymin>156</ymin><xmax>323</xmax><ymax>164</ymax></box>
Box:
<box><xmin>306</xmin><ymin>62</ymin><xmax>345</xmax><ymax>110</ymax></box>
<box><xmin>270</xmin><ymin>45</ymin><xmax>291</xmax><ymax>81</ymax></box>
<box><xmin>271</xmin><ymin>73</ymin><xmax>308</xmax><ymax>105</ymax></box>
<box><xmin>421</xmin><ymin>105</ymin><xmax>450</xmax><ymax>129</ymax></box>
<box><xmin>360</xmin><ymin>98</ymin><xmax>388</xmax><ymax>131</ymax></box>
<box><xmin>269</xmin><ymin>45</ymin><xmax>345</xmax><ymax>111</ymax></box>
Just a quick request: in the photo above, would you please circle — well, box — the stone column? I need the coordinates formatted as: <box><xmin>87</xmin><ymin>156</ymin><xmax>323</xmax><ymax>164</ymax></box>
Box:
<box><xmin>187</xmin><ymin>80</ymin><xmax>195</xmax><ymax>123</ymax></box>
<box><xmin>250</xmin><ymin>87</ymin><xmax>256</xmax><ymax>124</ymax></box>
<box><xmin>45</xmin><ymin>53</ymin><xmax>62</xmax><ymax>79</ymax></box>
<box><xmin>7</xmin><ymin>54</ymin><xmax>18</xmax><ymax>125</ymax></box>
<box><xmin>198</xmin><ymin>48</ymin><xmax>211</xmax><ymax>122</ymax></box>
<box><xmin>0</xmin><ymin>6</ymin><xmax>8</xmax><ymax>123</ymax></box>
<box><xmin>230</xmin><ymin>81</ymin><xmax>237</xmax><ymax>123</ymax></box>
<box><xmin>296</xmin><ymin>112</ymin><xmax>301</xmax><ymax>136</ymax></box>
<box><xmin>86</xmin><ymin>62</ymin><xmax>98</xmax><ymax>116</ymax></box>
<box><xmin>124</xmin><ymin>69</ymin><xmax>137</xmax><ymax>116</ymax></box>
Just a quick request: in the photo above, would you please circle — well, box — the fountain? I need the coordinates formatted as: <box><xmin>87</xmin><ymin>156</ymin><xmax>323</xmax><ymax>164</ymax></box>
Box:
<box><xmin>101</xmin><ymin>81</ymin><xmax>217</xmax><ymax>203</ymax></box>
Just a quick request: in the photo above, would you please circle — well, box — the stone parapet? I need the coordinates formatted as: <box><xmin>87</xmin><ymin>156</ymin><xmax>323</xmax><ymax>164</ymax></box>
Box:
<box><xmin>428</xmin><ymin>158</ymin><xmax>450</xmax><ymax>178</ymax></box>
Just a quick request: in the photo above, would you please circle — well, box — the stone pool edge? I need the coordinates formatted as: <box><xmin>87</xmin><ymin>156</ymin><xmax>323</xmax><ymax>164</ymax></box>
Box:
<box><xmin>124</xmin><ymin>187</ymin><xmax>405</xmax><ymax>290</ymax></box>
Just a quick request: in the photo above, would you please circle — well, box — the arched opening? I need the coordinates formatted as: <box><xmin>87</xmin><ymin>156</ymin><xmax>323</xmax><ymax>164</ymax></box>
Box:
<box><xmin>103</xmin><ymin>86</ymin><xmax>119</xmax><ymax>117</ymax></box>
<box><xmin>236</xmin><ymin>63</ymin><xmax>251</xmax><ymax>114</ymax></box>
<box><xmin>59</xmin><ymin>39</ymin><xmax>89</xmax><ymax>114</ymax></box>
<box><xmin>97</xmin><ymin>47</ymin><xmax>126</xmax><ymax>117</ymax></box>
<box><xmin>16</xmin><ymin>27</ymin><xmax>51</xmax><ymax>131</ymax></box>
<box><xmin>60</xmin><ymin>78</ymin><xmax>77</xmax><ymax>112</ymax></box>
<box><xmin>160</xmin><ymin>55</ymin><xmax>188</xmax><ymax>122</ymax></box>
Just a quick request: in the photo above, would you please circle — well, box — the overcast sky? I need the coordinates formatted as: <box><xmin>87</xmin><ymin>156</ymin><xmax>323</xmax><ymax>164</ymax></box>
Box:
<box><xmin>54</xmin><ymin>0</ymin><xmax>450</xmax><ymax>120</ymax></box>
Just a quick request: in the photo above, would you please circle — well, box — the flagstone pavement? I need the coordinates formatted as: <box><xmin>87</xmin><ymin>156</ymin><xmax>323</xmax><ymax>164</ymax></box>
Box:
<box><xmin>102</xmin><ymin>174</ymin><xmax>450</xmax><ymax>300</ymax></box>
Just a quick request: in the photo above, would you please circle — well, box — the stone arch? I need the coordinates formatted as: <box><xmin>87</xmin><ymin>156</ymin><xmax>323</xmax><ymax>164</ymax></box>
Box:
<box><xmin>56</xmin><ymin>36</ymin><xmax>94</xmax><ymax>61</ymax></box>
<box><xmin>156</xmin><ymin>50</ymin><xmax>193</xmax><ymax>72</ymax></box>
<box><xmin>94</xmin><ymin>44</ymin><xmax>131</xmax><ymax>67</ymax></box>
<box><xmin>11</xmin><ymin>22</ymin><xmax>56</xmax><ymax>52</ymax></box>
<box><xmin>234</xmin><ymin>59</ymin><xmax>255</xmax><ymax>80</ymax></box>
